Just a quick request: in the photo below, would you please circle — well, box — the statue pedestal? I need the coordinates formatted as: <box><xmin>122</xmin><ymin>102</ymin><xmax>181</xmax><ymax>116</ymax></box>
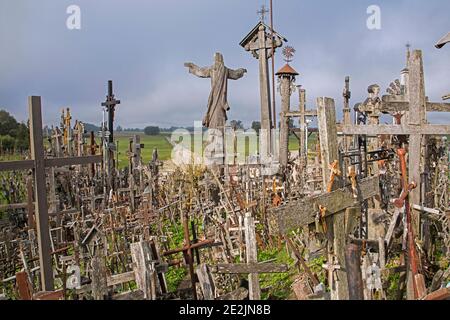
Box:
<box><xmin>204</xmin><ymin>128</ymin><xmax>225</xmax><ymax>166</ymax></box>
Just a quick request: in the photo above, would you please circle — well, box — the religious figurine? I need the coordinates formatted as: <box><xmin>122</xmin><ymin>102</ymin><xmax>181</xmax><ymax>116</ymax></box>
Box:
<box><xmin>184</xmin><ymin>52</ymin><xmax>247</xmax><ymax>129</ymax></box>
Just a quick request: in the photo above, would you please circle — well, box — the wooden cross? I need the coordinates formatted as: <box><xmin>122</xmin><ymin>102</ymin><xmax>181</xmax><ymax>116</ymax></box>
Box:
<box><xmin>0</xmin><ymin>97</ymin><xmax>102</xmax><ymax>291</ymax></box>
<box><xmin>197</xmin><ymin>212</ymin><xmax>288</xmax><ymax>300</ymax></box>
<box><xmin>101</xmin><ymin>80</ymin><xmax>121</xmax><ymax>144</ymax></box>
<box><xmin>288</xmin><ymin>87</ymin><xmax>318</xmax><ymax>164</ymax></box>
<box><xmin>338</xmin><ymin>50</ymin><xmax>450</xmax><ymax>237</ymax></box>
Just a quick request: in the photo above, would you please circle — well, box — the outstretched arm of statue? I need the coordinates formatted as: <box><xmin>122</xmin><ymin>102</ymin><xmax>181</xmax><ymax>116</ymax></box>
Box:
<box><xmin>228</xmin><ymin>68</ymin><xmax>247</xmax><ymax>80</ymax></box>
<box><xmin>184</xmin><ymin>62</ymin><xmax>211</xmax><ymax>78</ymax></box>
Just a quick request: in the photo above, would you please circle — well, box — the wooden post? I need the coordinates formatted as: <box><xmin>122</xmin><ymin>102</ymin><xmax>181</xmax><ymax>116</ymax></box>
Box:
<box><xmin>91</xmin><ymin>253</ymin><xmax>108</xmax><ymax>300</ymax></box>
<box><xmin>345</xmin><ymin>243</ymin><xmax>364</xmax><ymax>300</ymax></box>
<box><xmin>244</xmin><ymin>212</ymin><xmax>260</xmax><ymax>300</ymax></box>
<box><xmin>317</xmin><ymin>97</ymin><xmax>349</xmax><ymax>300</ymax></box>
<box><xmin>29</xmin><ymin>96</ymin><xmax>54</xmax><ymax>291</ymax></box>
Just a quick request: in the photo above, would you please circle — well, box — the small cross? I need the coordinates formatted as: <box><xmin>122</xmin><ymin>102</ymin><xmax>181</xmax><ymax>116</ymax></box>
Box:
<box><xmin>257</xmin><ymin>5</ymin><xmax>269</xmax><ymax>23</ymax></box>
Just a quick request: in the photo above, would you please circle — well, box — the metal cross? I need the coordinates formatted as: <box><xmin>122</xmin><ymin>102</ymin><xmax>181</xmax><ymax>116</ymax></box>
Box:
<box><xmin>257</xmin><ymin>5</ymin><xmax>269</xmax><ymax>23</ymax></box>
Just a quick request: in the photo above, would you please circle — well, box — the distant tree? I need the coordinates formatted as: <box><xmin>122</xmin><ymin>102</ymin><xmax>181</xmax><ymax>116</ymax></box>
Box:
<box><xmin>144</xmin><ymin>126</ymin><xmax>160</xmax><ymax>136</ymax></box>
<box><xmin>84</xmin><ymin>123</ymin><xmax>101</xmax><ymax>133</ymax></box>
<box><xmin>0</xmin><ymin>110</ymin><xmax>19</xmax><ymax>136</ymax></box>
<box><xmin>251</xmin><ymin>121</ymin><xmax>261</xmax><ymax>133</ymax></box>
<box><xmin>116</xmin><ymin>125</ymin><xmax>123</xmax><ymax>132</ymax></box>
<box><xmin>230</xmin><ymin>120</ymin><xmax>244</xmax><ymax>130</ymax></box>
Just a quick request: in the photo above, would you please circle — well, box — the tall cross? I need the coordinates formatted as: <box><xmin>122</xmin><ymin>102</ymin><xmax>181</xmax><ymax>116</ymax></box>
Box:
<box><xmin>101</xmin><ymin>80</ymin><xmax>121</xmax><ymax>144</ymax></box>
<box><xmin>0</xmin><ymin>97</ymin><xmax>102</xmax><ymax>292</ymax></box>
<box><xmin>257</xmin><ymin>5</ymin><xmax>269</xmax><ymax>23</ymax></box>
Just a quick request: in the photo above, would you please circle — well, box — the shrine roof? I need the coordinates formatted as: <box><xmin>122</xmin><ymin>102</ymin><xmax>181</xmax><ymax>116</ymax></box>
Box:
<box><xmin>435</xmin><ymin>32</ymin><xmax>450</xmax><ymax>48</ymax></box>
<box><xmin>276</xmin><ymin>63</ymin><xmax>299</xmax><ymax>76</ymax></box>
<box><xmin>239</xmin><ymin>21</ymin><xmax>288</xmax><ymax>47</ymax></box>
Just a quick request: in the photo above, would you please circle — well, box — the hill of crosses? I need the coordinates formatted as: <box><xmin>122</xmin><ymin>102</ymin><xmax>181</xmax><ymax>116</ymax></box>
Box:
<box><xmin>0</xmin><ymin>2</ymin><xmax>449</xmax><ymax>301</ymax></box>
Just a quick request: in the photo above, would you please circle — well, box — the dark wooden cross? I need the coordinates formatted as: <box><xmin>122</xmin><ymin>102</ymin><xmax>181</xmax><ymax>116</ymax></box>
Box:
<box><xmin>101</xmin><ymin>80</ymin><xmax>121</xmax><ymax>144</ymax></box>
<box><xmin>0</xmin><ymin>97</ymin><xmax>102</xmax><ymax>292</ymax></box>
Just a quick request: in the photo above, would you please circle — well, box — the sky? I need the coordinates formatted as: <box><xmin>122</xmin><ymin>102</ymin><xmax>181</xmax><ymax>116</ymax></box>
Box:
<box><xmin>0</xmin><ymin>0</ymin><xmax>449</xmax><ymax>128</ymax></box>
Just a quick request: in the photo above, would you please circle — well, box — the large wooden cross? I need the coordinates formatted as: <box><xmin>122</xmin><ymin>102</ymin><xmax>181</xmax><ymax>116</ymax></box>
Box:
<box><xmin>0</xmin><ymin>97</ymin><xmax>102</xmax><ymax>291</ymax></box>
<box><xmin>338</xmin><ymin>50</ymin><xmax>450</xmax><ymax>235</ymax></box>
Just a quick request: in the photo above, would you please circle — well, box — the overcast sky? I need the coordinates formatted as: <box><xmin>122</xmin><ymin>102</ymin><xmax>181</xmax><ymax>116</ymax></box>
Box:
<box><xmin>0</xmin><ymin>0</ymin><xmax>449</xmax><ymax>128</ymax></box>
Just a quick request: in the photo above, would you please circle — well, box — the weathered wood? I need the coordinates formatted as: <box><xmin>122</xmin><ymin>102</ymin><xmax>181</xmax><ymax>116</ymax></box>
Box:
<box><xmin>244</xmin><ymin>212</ymin><xmax>260</xmax><ymax>300</ymax></box>
<box><xmin>210</xmin><ymin>263</ymin><xmax>288</xmax><ymax>274</ymax></box>
<box><xmin>196</xmin><ymin>264</ymin><xmax>215</xmax><ymax>300</ymax></box>
<box><xmin>44</xmin><ymin>155</ymin><xmax>102</xmax><ymax>168</ymax></box>
<box><xmin>131</xmin><ymin>241</ymin><xmax>157</xmax><ymax>300</ymax></box>
<box><xmin>0</xmin><ymin>160</ymin><xmax>34</xmax><ymax>172</ymax></box>
<box><xmin>216</xmin><ymin>287</ymin><xmax>248</xmax><ymax>300</ymax></box>
<box><xmin>317</xmin><ymin>97</ymin><xmax>339</xmax><ymax>190</ymax></box>
<box><xmin>16</xmin><ymin>271</ymin><xmax>33</xmax><ymax>300</ymax></box>
<box><xmin>91</xmin><ymin>254</ymin><xmax>108</xmax><ymax>300</ymax></box>
<box><xmin>338</xmin><ymin>124</ymin><xmax>449</xmax><ymax>136</ymax></box>
<box><xmin>29</xmin><ymin>96</ymin><xmax>54</xmax><ymax>292</ymax></box>
<box><xmin>268</xmin><ymin>176</ymin><xmax>379</xmax><ymax>234</ymax></box>
<box><xmin>422</xmin><ymin>287</ymin><xmax>450</xmax><ymax>300</ymax></box>
<box><xmin>108</xmin><ymin>271</ymin><xmax>135</xmax><ymax>287</ymax></box>
<box><xmin>344</xmin><ymin>244</ymin><xmax>364</xmax><ymax>300</ymax></box>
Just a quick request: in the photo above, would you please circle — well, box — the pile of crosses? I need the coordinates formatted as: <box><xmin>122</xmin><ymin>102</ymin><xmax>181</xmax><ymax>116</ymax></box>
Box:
<box><xmin>0</xmin><ymin>46</ymin><xmax>449</xmax><ymax>301</ymax></box>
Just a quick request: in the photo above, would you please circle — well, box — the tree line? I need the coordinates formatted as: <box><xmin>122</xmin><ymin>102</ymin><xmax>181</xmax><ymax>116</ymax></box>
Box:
<box><xmin>0</xmin><ymin>110</ymin><xmax>29</xmax><ymax>153</ymax></box>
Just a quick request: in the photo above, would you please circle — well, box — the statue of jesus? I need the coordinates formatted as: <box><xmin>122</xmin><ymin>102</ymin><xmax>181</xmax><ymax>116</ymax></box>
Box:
<box><xmin>185</xmin><ymin>52</ymin><xmax>247</xmax><ymax>129</ymax></box>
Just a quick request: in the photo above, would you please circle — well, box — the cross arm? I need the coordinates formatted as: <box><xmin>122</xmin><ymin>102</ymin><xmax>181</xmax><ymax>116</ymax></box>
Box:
<box><xmin>285</xmin><ymin>110</ymin><xmax>317</xmax><ymax>118</ymax></box>
<box><xmin>0</xmin><ymin>160</ymin><xmax>34</xmax><ymax>172</ymax></box>
<box><xmin>44</xmin><ymin>155</ymin><xmax>102</xmax><ymax>168</ymax></box>
<box><xmin>268</xmin><ymin>176</ymin><xmax>379</xmax><ymax>234</ymax></box>
<box><xmin>210</xmin><ymin>263</ymin><xmax>288</xmax><ymax>274</ymax></box>
<box><xmin>337</xmin><ymin>124</ymin><xmax>450</xmax><ymax>136</ymax></box>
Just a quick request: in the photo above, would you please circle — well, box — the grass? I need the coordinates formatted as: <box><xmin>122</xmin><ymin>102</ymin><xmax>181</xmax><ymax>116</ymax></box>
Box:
<box><xmin>114</xmin><ymin>132</ymin><xmax>173</xmax><ymax>169</ymax></box>
<box><xmin>114</xmin><ymin>132</ymin><xmax>317</xmax><ymax>169</ymax></box>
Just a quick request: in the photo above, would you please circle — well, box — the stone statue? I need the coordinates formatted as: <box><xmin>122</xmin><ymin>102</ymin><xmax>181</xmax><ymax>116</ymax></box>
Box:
<box><xmin>184</xmin><ymin>52</ymin><xmax>247</xmax><ymax>129</ymax></box>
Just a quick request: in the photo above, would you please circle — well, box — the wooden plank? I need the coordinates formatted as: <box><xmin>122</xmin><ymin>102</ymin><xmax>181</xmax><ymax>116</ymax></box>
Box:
<box><xmin>0</xmin><ymin>160</ymin><xmax>34</xmax><ymax>172</ymax></box>
<box><xmin>196</xmin><ymin>264</ymin><xmax>215</xmax><ymax>300</ymax></box>
<box><xmin>244</xmin><ymin>212</ymin><xmax>260</xmax><ymax>300</ymax></box>
<box><xmin>317</xmin><ymin>97</ymin><xmax>338</xmax><ymax>190</ymax></box>
<box><xmin>210</xmin><ymin>263</ymin><xmax>288</xmax><ymax>274</ymax></box>
<box><xmin>29</xmin><ymin>96</ymin><xmax>54</xmax><ymax>291</ymax></box>
<box><xmin>422</xmin><ymin>287</ymin><xmax>450</xmax><ymax>300</ymax></box>
<box><xmin>91</xmin><ymin>254</ymin><xmax>108</xmax><ymax>300</ymax></box>
<box><xmin>338</xmin><ymin>124</ymin><xmax>450</xmax><ymax>136</ymax></box>
<box><xmin>16</xmin><ymin>271</ymin><xmax>33</xmax><ymax>300</ymax></box>
<box><xmin>268</xmin><ymin>176</ymin><xmax>379</xmax><ymax>234</ymax></box>
<box><xmin>216</xmin><ymin>287</ymin><xmax>248</xmax><ymax>300</ymax></box>
<box><xmin>108</xmin><ymin>271</ymin><xmax>135</xmax><ymax>287</ymax></box>
<box><xmin>44</xmin><ymin>155</ymin><xmax>102</xmax><ymax>168</ymax></box>
<box><xmin>131</xmin><ymin>241</ymin><xmax>157</xmax><ymax>300</ymax></box>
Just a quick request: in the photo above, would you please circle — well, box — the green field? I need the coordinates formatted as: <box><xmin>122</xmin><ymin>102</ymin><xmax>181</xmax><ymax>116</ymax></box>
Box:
<box><xmin>115</xmin><ymin>132</ymin><xmax>173</xmax><ymax>169</ymax></box>
<box><xmin>114</xmin><ymin>132</ymin><xmax>317</xmax><ymax>169</ymax></box>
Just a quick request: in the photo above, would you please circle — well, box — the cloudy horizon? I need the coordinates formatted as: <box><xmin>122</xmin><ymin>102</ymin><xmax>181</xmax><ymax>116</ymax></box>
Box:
<box><xmin>0</xmin><ymin>0</ymin><xmax>449</xmax><ymax>128</ymax></box>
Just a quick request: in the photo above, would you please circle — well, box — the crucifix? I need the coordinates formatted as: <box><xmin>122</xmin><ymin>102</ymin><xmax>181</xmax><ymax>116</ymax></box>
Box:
<box><xmin>0</xmin><ymin>97</ymin><xmax>102</xmax><ymax>292</ymax></box>
<box><xmin>240</xmin><ymin>20</ymin><xmax>287</xmax><ymax>155</ymax></box>
<box><xmin>101</xmin><ymin>80</ymin><xmax>121</xmax><ymax>191</ymax></box>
